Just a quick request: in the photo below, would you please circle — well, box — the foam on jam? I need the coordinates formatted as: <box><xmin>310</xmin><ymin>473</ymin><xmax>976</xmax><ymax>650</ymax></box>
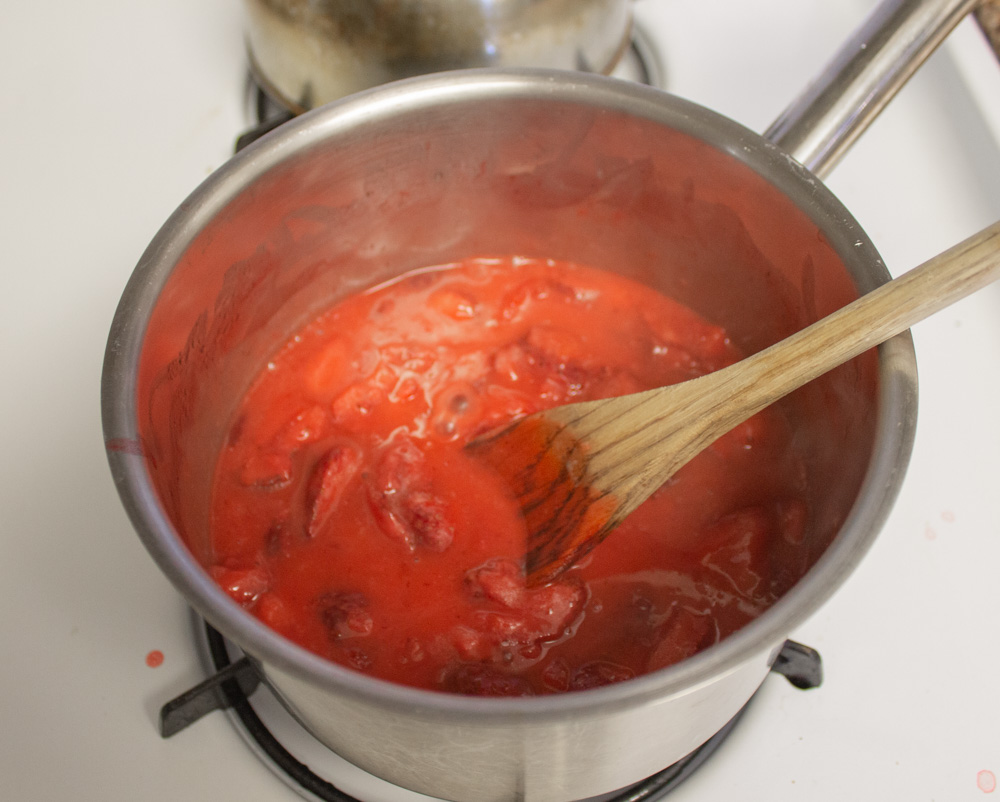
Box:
<box><xmin>208</xmin><ymin>256</ymin><xmax>810</xmax><ymax>695</ymax></box>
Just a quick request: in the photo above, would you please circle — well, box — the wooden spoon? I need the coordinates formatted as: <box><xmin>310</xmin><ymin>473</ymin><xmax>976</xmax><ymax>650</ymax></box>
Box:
<box><xmin>467</xmin><ymin>221</ymin><xmax>1000</xmax><ymax>586</ymax></box>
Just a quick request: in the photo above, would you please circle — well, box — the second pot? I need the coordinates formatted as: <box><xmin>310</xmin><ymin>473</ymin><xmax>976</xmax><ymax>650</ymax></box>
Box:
<box><xmin>242</xmin><ymin>0</ymin><xmax>634</xmax><ymax>110</ymax></box>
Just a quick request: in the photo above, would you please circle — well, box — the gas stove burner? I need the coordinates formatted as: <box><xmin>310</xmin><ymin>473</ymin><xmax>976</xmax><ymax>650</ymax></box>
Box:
<box><xmin>159</xmin><ymin>616</ymin><xmax>821</xmax><ymax>802</ymax></box>
<box><xmin>235</xmin><ymin>21</ymin><xmax>665</xmax><ymax>153</ymax></box>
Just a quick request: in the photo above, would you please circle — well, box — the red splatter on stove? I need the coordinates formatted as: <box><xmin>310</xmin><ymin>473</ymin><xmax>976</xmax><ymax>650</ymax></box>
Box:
<box><xmin>978</xmin><ymin>770</ymin><xmax>996</xmax><ymax>794</ymax></box>
<box><xmin>941</xmin><ymin>509</ymin><xmax>955</xmax><ymax>523</ymax></box>
<box><xmin>145</xmin><ymin>649</ymin><xmax>164</xmax><ymax>668</ymax></box>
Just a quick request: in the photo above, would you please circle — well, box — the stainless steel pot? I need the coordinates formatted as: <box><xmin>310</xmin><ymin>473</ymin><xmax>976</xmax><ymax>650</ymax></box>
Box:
<box><xmin>102</xmin><ymin>1</ymin><xmax>973</xmax><ymax>800</ymax></box>
<box><xmin>242</xmin><ymin>0</ymin><xmax>634</xmax><ymax>110</ymax></box>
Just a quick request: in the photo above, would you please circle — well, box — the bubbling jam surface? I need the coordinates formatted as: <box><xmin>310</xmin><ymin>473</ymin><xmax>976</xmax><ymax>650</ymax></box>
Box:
<box><xmin>209</xmin><ymin>256</ymin><xmax>811</xmax><ymax>695</ymax></box>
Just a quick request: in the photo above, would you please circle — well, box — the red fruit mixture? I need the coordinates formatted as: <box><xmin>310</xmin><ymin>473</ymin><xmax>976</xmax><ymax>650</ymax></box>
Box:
<box><xmin>209</xmin><ymin>256</ymin><xmax>811</xmax><ymax>695</ymax></box>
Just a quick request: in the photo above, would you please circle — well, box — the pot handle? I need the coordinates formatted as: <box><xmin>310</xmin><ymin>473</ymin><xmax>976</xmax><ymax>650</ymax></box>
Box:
<box><xmin>765</xmin><ymin>0</ymin><xmax>979</xmax><ymax>178</ymax></box>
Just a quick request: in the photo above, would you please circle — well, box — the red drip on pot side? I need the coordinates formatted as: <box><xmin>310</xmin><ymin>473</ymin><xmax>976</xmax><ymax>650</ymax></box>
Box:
<box><xmin>208</xmin><ymin>256</ymin><xmax>813</xmax><ymax>695</ymax></box>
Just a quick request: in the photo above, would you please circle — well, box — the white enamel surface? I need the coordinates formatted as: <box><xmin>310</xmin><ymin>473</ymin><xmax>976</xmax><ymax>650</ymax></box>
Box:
<box><xmin>2</xmin><ymin>1</ymin><xmax>999</xmax><ymax>800</ymax></box>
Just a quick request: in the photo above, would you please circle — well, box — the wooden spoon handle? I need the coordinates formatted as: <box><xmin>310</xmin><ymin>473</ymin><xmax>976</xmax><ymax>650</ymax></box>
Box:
<box><xmin>559</xmin><ymin>220</ymin><xmax>1000</xmax><ymax>523</ymax></box>
<box><xmin>714</xmin><ymin>219</ymin><xmax>1000</xmax><ymax>420</ymax></box>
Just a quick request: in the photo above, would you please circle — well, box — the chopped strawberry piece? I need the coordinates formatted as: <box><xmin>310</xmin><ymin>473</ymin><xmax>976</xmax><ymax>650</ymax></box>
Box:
<box><xmin>238</xmin><ymin>407</ymin><xmax>334</xmax><ymax>490</ymax></box>
<box><xmin>525</xmin><ymin>325</ymin><xmax>591</xmax><ymax>369</ymax></box>
<box><xmin>472</xmin><ymin>386</ymin><xmax>538</xmax><ymax>435</ymax></box>
<box><xmin>369</xmin><ymin>485</ymin><xmax>454</xmax><ymax>552</ymax></box>
<box><xmin>389</xmin><ymin>375</ymin><xmax>422</xmax><ymax>403</ymax></box>
<box><xmin>498</xmin><ymin>277</ymin><xmax>577</xmax><ymax>322</ymax></box>
<box><xmin>462</xmin><ymin>559</ymin><xmax>586</xmax><ymax>667</ymax></box>
<box><xmin>255</xmin><ymin>593</ymin><xmax>294</xmax><ymax>632</ymax></box>
<box><xmin>569</xmin><ymin>661</ymin><xmax>635</xmax><ymax>690</ymax></box>
<box><xmin>467</xmin><ymin>559</ymin><xmax>585</xmax><ymax>629</ymax></box>
<box><xmin>303</xmin><ymin>338</ymin><xmax>350</xmax><ymax>396</ymax></box>
<box><xmin>492</xmin><ymin>329</ymin><xmax>592</xmax><ymax>401</ymax></box>
<box><xmin>466</xmin><ymin>559</ymin><xmax>523</xmax><ymax>607</ymax></box>
<box><xmin>318</xmin><ymin>592</ymin><xmax>374</xmax><ymax>640</ymax></box>
<box><xmin>477</xmin><ymin>612</ymin><xmax>528</xmax><ymax>646</ymax></box>
<box><xmin>343</xmin><ymin>647</ymin><xmax>374</xmax><ymax>671</ymax></box>
<box><xmin>275</xmin><ymin>405</ymin><xmax>330</xmax><ymax>450</ymax></box>
<box><xmin>305</xmin><ymin>443</ymin><xmax>362</xmax><ymax>538</ymax></box>
<box><xmin>643</xmin><ymin>306</ymin><xmax>733</xmax><ymax>370</ymax></box>
<box><xmin>400</xmin><ymin>490</ymin><xmax>453</xmax><ymax>551</ymax></box>
<box><xmin>402</xmin><ymin>638</ymin><xmax>425</xmax><ymax>664</ymax></box>
<box><xmin>520</xmin><ymin>579</ymin><xmax>587</xmax><ymax>628</ymax></box>
<box><xmin>210</xmin><ymin>564</ymin><xmax>270</xmax><ymax>607</ymax></box>
<box><xmin>429</xmin><ymin>287</ymin><xmax>478</xmax><ymax>319</ymax></box>
<box><xmin>239</xmin><ymin>451</ymin><xmax>292</xmax><ymax>490</ymax></box>
<box><xmin>445</xmin><ymin>664</ymin><xmax>535</xmax><ymax>697</ymax></box>
<box><xmin>331</xmin><ymin>383</ymin><xmax>384</xmax><ymax>420</ymax></box>
<box><xmin>450</xmin><ymin>626</ymin><xmax>488</xmax><ymax>661</ymax></box>
<box><xmin>492</xmin><ymin>342</ymin><xmax>531</xmax><ymax>383</ymax></box>
<box><xmin>541</xmin><ymin>658</ymin><xmax>571</xmax><ymax>692</ymax></box>
<box><xmin>368</xmin><ymin>436</ymin><xmax>454</xmax><ymax>552</ymax></box>
<box><xmin>589</xmin><ymin>368</ymin><xmax>645</xmax><ymax>401</ymax></box>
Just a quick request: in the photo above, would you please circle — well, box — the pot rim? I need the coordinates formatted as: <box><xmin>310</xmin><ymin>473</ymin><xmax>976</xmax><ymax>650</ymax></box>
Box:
<box><xmin>101</xmin><ymin>67</ymin><xmax>917</xmax><ymax>722</ymax></box>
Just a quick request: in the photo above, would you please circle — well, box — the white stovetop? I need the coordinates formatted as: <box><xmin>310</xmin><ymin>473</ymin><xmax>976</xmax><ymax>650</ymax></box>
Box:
<box><xmin>2</xmin><ymin>1</ymin><xmax>999</xmax><ymax>800</ymax></box>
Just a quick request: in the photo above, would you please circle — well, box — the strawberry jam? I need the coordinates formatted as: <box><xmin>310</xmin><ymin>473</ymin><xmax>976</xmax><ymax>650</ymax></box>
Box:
<box><xmin>208</xmin><ymin>256</ymin><xmax>811</xmax><ymax>695</ymax></box>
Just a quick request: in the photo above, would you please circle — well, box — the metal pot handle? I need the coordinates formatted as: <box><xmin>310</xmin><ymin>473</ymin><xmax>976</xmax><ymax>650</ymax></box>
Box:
<box><xmin>765</xmin><ymin>0</ymin><xmax>979</xmax><ymax>178</ymax></box>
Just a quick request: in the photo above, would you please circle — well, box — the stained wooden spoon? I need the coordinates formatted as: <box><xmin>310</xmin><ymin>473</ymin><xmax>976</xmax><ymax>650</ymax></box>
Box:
<box><xmin>468</xmin><ymin>221</ymin><xmax>1000</xmax><ymax>585</ymax></box>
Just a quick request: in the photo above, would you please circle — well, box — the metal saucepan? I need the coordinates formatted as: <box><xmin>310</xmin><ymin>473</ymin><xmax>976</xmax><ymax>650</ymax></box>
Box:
<box><xmin>242</xmin><ymin>0</ymin><xmax>634</xmax><ymax>110</ymax></box>
<box><xmin>102</xmin><ymin>1</ymin><xmax>977</xmax><ymax>799</ymax></box>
